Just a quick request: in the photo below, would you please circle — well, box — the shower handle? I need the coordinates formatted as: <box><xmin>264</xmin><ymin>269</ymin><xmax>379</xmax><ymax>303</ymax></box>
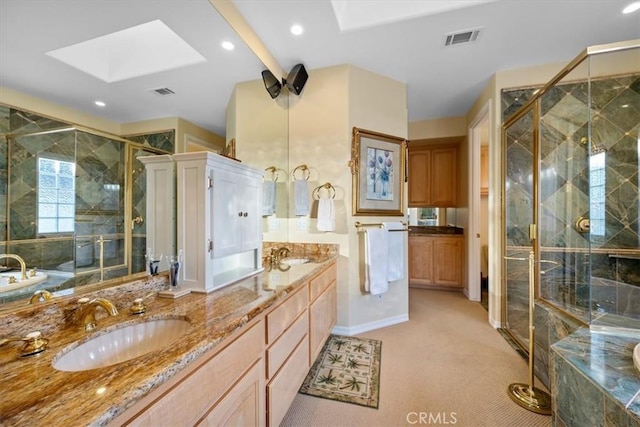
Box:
<box><xmin>132</xmin><ymin>216</ymin><xmax>144</xmax><ymax>230</ymax></box>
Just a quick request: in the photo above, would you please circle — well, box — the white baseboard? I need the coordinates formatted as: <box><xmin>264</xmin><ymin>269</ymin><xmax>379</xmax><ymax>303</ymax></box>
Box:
<box><xmin>489</xmin><ymin>318</ymin><xmax>501</xmax><ymax>329</ymax></box>
<box><xmin>332</xmin><ymin>314</ymin><xmax>409</xmax><ymax>336</ymax></box>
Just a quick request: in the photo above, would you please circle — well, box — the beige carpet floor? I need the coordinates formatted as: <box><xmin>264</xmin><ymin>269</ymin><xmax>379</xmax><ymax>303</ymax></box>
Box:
<box><xmin>281</xmin><ymin>288</ymin><xmax>552</xmax><ymax>427</ymax></box>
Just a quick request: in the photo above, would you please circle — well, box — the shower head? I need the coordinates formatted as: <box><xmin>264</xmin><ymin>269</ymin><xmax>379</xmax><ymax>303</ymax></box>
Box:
<box><xmin>580</xmin><ymin>137</ymin><xmax>606</xmax><ymax>154</ymax></box>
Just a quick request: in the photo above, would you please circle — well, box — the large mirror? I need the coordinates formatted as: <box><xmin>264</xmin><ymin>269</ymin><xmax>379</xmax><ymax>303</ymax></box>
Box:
<box><xmin>0</xmin><ymin>1</ymin><xmax>288</xmax><ymax>308</ymax></box>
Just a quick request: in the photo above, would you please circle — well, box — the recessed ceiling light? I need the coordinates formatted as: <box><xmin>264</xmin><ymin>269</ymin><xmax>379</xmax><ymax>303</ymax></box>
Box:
<box><xmin>94</xmin><ymin>100</ymin><xmax>106</xmax><ymax>107</ymax></box>
<box><xmin>290</xmin><ymin>24</ymin><xmax>304</xmax><ymax>36</ymax></box>
<box><xmin>623</xmin><ymin>1</ymin><xmax>640</xmax><ymax>13</ymax></box>
<box><xmin>221</xmin><ymin>41</ymin><xmax>235</xmax><ymax>51</ymax></box>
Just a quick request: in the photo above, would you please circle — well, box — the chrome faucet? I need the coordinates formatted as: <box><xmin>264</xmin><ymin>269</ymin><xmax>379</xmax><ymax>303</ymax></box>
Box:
<box><xmin>0</xmin><ymin>254</ymin><xmax>28</xmax><ymax>280</ymax></box>
<box><xmin>77</xmin><ymin>297</ymin><xmax>119</xmax><ymax>331</ymax></box>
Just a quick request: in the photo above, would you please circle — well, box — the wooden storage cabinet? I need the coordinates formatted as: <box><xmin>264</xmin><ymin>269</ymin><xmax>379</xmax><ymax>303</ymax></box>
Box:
<box><xmin>409</xmin><ymin>235</ymin><xmax>464</xmax><ymax>289</ymax></box>
<box><xmin>408</xmin><ymin>143</ymin><xmax>459</xmax><ymax>207</ymax></box>
<box><xmin>173</xmin><ymin>152</ymin><xmax>263</xmax><ymax>293</ymax></box>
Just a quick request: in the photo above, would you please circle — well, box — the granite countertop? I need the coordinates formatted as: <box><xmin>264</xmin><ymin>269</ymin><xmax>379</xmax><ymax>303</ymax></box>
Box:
<box><xmin>408</xmin><ymin>226</ymin><xmax>464</xmax><ymax>236</ymax></box>
<box><xmin>0</xmin><ymin>253</ymin><xmax>336</xmax><ymax>426</ymax></box>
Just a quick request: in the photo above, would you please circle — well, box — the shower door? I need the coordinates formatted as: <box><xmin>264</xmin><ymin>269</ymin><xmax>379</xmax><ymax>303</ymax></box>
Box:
<box><xmin>503</xmin><ymin>106</ymin><xmax>536</xmax><ymax>347</ymax></box>
<box><xmin>129</xmin><ymin>147</ymin><xmax>159</xmax><ymax>275</ymax></box>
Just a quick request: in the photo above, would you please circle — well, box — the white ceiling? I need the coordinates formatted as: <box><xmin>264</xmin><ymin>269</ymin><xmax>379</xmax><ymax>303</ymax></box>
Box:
<box><xmin>1</xmin><ymin>0</ymin><xmax>639</xmax><ymax>137</ymax></box>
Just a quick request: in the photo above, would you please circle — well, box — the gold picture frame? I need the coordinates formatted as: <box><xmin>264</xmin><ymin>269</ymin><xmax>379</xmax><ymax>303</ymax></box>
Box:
<box><xmin>349</xmin><ymin>127</ymin><xmax>406</xmax><ymax>216</ymax></box>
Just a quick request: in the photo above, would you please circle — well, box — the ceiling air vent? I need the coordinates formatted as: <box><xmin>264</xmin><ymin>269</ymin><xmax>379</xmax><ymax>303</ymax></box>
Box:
<box><xmin>151</xmin><ymin>87</ymin><xmax>175</xmax><ymax>96</ymax></box>
<box><xmin>444</xmin><ymin>29</ymin><xmax>481</xmax><ymax>46</ymax></box>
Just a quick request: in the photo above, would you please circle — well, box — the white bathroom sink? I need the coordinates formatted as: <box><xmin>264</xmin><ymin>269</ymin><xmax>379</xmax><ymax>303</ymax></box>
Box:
<box><xmin>634</xmin><ymin>343</ymin><xmax>640</xmax><ymax>373</ymax></box>
<box><xmin>280</xmin><ymin>257</ymin><xmax>311</xmax><ymax>266</ymax></box>
<box><xmin>53</xmin><ymin>319</ymin><xmax>190</xmax><ymax>372</ymax></box>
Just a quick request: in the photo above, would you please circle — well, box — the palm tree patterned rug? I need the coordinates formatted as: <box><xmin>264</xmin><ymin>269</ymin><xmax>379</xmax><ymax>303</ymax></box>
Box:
<box><xmin>299</xmin><ymin>334</ymin><xmax>382</xmax><ymax>409</ymax></box>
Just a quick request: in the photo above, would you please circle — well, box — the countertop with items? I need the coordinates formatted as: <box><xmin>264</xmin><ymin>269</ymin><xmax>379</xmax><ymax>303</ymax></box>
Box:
<box><xmin>0</xmin><ymin>245</ymin><xmax>337</xmax><ymax>426</ymax></box>
<box><xmin>408</xmin><ymin>225</ymin><xmax>464</xmax><ymax>236</ymax></box>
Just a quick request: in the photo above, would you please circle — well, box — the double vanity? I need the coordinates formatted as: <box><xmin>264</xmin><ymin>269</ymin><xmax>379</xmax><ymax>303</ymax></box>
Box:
<box><xmin>0</xmin><ymin>244</ymin><xmax>337</xmax><ymax>426</ymax></box>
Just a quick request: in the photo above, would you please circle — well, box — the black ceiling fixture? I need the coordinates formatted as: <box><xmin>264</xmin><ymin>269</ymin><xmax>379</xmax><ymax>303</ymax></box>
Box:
<box><xmin>261</xmin><ymin>63</ymin><xmax>308</xmax><ymax>99</ymax></box>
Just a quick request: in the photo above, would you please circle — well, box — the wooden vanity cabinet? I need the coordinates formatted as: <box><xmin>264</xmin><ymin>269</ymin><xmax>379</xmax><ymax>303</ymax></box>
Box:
<box><xmin>117</xmin><ymin>320</ymin><xmax>265</xmax><ymax>427</ymax></box>
<box><xmin>309</xmin><ymin>262</ymin><xmax>337</xmax><ymax>364</ymax></box>
<box><xmin>409</xmin><ymin>235</ymin><xmax>464</xmax><ymax>289</ymax></box>
<box><xmin>114</xmin><ymin>260</ymin><xmax>338</xmax><ymax>427</ymax></box>
<box><xmin>408</xmin><ymin>141</ymin><xmax>459</xmax><ymax>207</ymax></box>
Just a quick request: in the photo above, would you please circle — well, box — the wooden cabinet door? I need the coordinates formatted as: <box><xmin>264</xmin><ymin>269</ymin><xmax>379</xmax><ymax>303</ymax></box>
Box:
<box><xmin>480</xmin><ymin>146</ymin><xmax>488</xmax><ymax>196</ymax></box>
<box><xmin>197</xmin><ymin>360</ymin><xmax>265</xmax><ymax>427</ymax></box>
<box><xmin>432</xmin><ymin>237</ymin><xmax>463</xmax><ymax>287</ymax></box>
<box><xmin>408</xmin><ymin>236</ymin><xmax>434</xmax><ymax>286</ymax></box>
<box><xmin>408</xmin><ymin>149</ymin><xmax>431</xmax><ymax>206</ymax></box>
<box><xmin>430</xmin><ymin>147</ymin><xmax>458</xmax><ymax>207</ymax></box>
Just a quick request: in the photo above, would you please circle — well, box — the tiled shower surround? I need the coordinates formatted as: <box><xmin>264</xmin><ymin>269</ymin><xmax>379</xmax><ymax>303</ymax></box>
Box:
<box><xmin>503</xmin><ymin>72</ymin><xmax>640</xmax><ymax>425</ymax></box>
<box><xmin>0</xmin><ymin>106</ymin><xmax>173</xmax><ymax>304</ymax></box>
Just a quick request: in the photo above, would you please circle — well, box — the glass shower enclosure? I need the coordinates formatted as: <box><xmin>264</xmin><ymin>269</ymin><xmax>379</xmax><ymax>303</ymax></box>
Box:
<box><xmin>503</xmin><ymin>40</ymin><xmax>640</xmax><ymax>350</ymax></box>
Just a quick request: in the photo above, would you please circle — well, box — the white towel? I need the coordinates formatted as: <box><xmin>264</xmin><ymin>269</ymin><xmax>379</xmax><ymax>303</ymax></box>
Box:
<box><xmin>262</xmin><ymin>181</ymin><xmax>276</xmax><ymax>216</ymax></box>
<box><xmin>364</xmin><ymin>227</ymin><xmax>389</xmax><ymax>295</ymax></box>
<box><xmin>384</xmin><ymin>222</ymin><xmax>405</xmax><ymax>281</ymax></box>
<box><xmin>294</xmin><ymin>179</ymin><xmax>310</xmax><ymax>216</ymax></box>
<box><xmin>317</xmin><ymin>198</ymin><xmax>335</xmax><ymax>232</ymax></box>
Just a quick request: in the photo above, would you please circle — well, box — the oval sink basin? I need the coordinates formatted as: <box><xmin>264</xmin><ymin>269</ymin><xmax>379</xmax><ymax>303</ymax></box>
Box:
<box><xmin>280</xmin><ymin>257</ymin><xmax>311</xmax><ymax>266</ymax></box>
<box><xmin>53</xmin><ymin>319</ymin><xmax>190</xmax><ymax>372</ymax></box>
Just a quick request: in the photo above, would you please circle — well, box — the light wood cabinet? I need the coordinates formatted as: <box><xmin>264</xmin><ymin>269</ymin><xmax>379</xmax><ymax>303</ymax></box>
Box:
<box><xmin>119</xmin><ymin>320</ymin><xmax>265</xmax><ymax>427</ymax></box>
<box><xmin>308</xmin><ymin>263</ymin><xmax>337</xmax><ymax>364</ymax></box>
<box><xmin>409</xmin><ymin>235</ymin><xmax>464</xmax><ymax>289</ymax></box>
<box><xmin>408</xmin><ymin>143</ymin><xmax>459</xmax><ymax>207</ymax></box>
<box><xmin>480</xmin><ymin>146</ymin><xmax>488</xmax><ymax>196</ymax></box>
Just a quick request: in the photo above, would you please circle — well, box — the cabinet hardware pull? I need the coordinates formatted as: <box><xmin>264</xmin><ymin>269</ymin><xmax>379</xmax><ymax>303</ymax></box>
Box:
<box><xmin>207</xmin><ymin>176</ymin><xmax>213</xmax><ymax>189</ymax></box>
<box><xmin>208</xmin><ymin>239</ymin><xmax>213</xmax><ymax>252</ymax></box>
<box><xmin>243</xmin><ymin>212</ymin><xmax>248</xmax><ymax>217</ymax></box>
<box><xmin>238</xmin><ymin>212</ymin><xmax>243</xmax><ymax>217</ymax></box>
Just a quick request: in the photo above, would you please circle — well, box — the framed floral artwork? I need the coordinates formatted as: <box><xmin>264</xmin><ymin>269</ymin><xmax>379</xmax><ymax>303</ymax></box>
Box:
<box><xmin>349</xmin><ymin>127</ymin><xmax>406</xmax><ymax>216</ymax></box>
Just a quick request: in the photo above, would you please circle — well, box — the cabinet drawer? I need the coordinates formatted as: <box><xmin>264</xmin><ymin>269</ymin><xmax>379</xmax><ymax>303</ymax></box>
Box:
<box><xmin>267</xmin><ymin>284</ymin><xmax>308</xmax><ymax>344</ymax></box>
<box><xmin>309</xmin><ymin>262</ymin><xmax>336</xmax><ymax>302</ymax></box>
<box><xmin>267</xmin><ymin>335</ymin><xmax>310</xmax><ymax>427</ymax></box>
<box><xmin>126</xmin><ymin>320</ymin><xmax>264</xmax><ymax>426</ymax></box>
<box><xmin>266</xmin><ymin>310</ymin><xmax>308</xmax><ymax>380</ymax></box>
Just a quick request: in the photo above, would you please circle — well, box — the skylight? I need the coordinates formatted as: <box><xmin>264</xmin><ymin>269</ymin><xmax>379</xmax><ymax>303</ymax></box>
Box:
<box><xmin>46</xmin><ymin>20</ymin><xmax>206</xmax><ymax>83</ymax></box>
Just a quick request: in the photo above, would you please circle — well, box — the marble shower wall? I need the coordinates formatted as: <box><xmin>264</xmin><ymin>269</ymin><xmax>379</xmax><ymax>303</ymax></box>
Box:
<box><xmin>0</xmin><ymin>105</ymin><xmax>173</xmax><ymax>303</ymax></box>
<box><xmin>503</xmin><ymin>72</ymin><xmax>640</xmax><ymax>323</ymax></box>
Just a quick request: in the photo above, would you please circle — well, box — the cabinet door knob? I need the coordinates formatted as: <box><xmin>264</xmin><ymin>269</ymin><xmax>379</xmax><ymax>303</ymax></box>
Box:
<box><xmin>243</xmin><ymin>212</ymin><xmax>248</xmax><ymax>217</ymax></box>
<box><xmin>238</xmin><ymin>212</ymin><xmax>243</xmax><ymax>217</ymax></box>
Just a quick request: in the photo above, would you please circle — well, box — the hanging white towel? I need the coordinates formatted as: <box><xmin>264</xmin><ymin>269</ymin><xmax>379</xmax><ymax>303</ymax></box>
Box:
<box><xmin>317</xmin><ymin>198</ymin><xmax>335</xmax><ymax>232</ymax></box>
<box><xmin>364</xmin><ymin>227</ymin><xmax>389</xmax><ymax>295</ymax></box>
<box><xmin>262</xmin><ymin>181</ymin><xmax>276</xmax><ymax>216</ymax></box>
<box><xmin>384</xmin><ymin>222</ymin><xmax>405</xmax><ymax>281</ymax></box>
<box><xmin>294</xmin><ymin>179</ymin><xmax>310</xmax><ymax>216</ymax></box>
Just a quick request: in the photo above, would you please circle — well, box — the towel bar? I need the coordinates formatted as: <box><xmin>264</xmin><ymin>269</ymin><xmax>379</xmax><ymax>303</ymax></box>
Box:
<box><xmin>355</xmin><ymin>221</ymin><xmax>408</xmax><ymax>232</ymax></box>
<box><xmin>292</xmin><ymin>164</ymin><xmax>310</xmax><ymax>181</ymax></box>
<box><xmin>313</xmin><ymin>182</ymin><xmax>336</xmax><ymax>199</ymax></box>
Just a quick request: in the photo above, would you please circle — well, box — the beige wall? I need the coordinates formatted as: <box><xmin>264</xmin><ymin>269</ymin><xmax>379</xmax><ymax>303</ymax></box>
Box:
<box><xmin>1</xmin><ymin>86</ymin><xmax>224</xmax><ymax>153</ymax></box>
<box><xmin>288</xmin><ymin>64</ymin><xmax>409</xmax><ymax>333</ymax></box>
<box><xmin>409</xmin><ymin>116</ymin><xmax>466</xmax><ymax>140</ymax></box>
<box><xmin>0</xmin><ymin>86</ymin><xmax>121</xmax><ymax>134</ymax></box>
<box><xmin>232</xmin><ymin>78</ymin><xmax>289</xmax><ymax>243</ymax></box>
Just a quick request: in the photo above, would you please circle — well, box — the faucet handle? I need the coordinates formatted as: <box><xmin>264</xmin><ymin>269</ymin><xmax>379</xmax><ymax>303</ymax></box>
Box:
<box><xmin>0</xmin><ymin>331</ymin><xmax>49</xmax><ymax>356</ymax></box>
<box><xmin>130</xmin><ymin>292</ymin><xmax>157</xmax><ymax>315</ymax></box>
<box><xmin>29</xmin><ymin>289</ymin><xmax>53</xmax><ymax>304</ymax></box>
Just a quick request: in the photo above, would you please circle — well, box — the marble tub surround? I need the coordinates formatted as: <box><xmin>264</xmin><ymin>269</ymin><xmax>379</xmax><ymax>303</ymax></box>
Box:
<box><xmin>551</xmin><ymin>328</ymin><xmax>640</xmax><ymax>426</ymax></box>
<box><xmin>0</xmin><ymin>253</ymin><xmax>337</xmax><ymax>426</ymax></box>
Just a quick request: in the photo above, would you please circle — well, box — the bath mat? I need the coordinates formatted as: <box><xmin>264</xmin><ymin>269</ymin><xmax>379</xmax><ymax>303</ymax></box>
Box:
<box><xmin>299</xmin><ymin>334</ymin><xmax>382</xmax><ymax>409</ymax></box>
